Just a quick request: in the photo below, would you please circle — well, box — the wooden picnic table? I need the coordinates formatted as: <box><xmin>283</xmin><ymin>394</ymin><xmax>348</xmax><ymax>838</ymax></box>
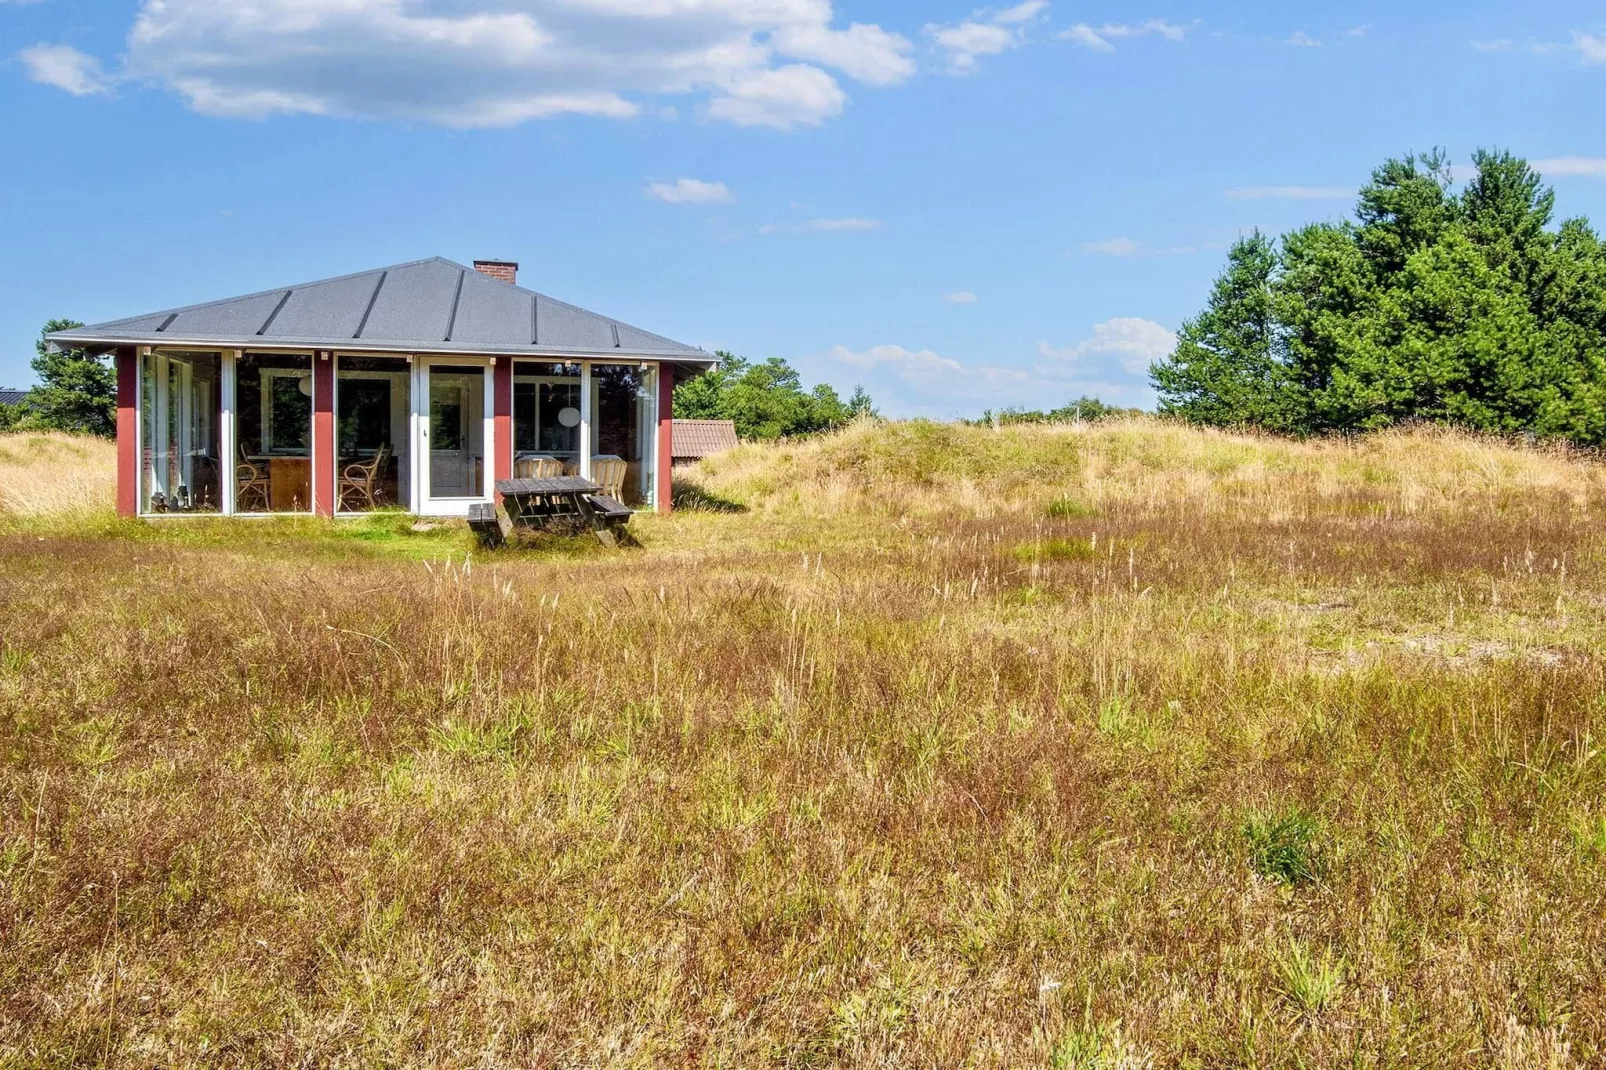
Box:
<box><xmin>468</xmin><ymin>476</ymin><xmax>634</xmax><ymax>548</ymax></box>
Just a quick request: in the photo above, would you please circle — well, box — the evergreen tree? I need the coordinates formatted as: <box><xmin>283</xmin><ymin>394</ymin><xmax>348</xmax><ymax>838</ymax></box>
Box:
<box><xmin>1353</xmin><ymin>150</ymin><xmax>1455</xmax><ymax>275</ymax></box>
<box><xmin>26</xmin><ymin>319</ymin><xmax>116</xmax><ymax>436</ymax></box>
<box><xmin>1155</xmin><ymin>149</ymin><xmax>1606</xmax><ymax>445</ymax></box>
<box><xmin>1150</xmin><ymin>231</ymin><xmax>1302</xmax><ymax>430</ymax></box>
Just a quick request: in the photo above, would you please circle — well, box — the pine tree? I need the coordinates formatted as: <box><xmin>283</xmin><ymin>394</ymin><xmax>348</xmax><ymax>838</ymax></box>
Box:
<box><xmin>26</xmin><ymin>319</ymin><xmax>117</xmax><ymax>436</ymax></box>
<box><xmin>1151</xmin><ymin>232</ymin><xmax>1303</xmax><ymax>430</ymax></box>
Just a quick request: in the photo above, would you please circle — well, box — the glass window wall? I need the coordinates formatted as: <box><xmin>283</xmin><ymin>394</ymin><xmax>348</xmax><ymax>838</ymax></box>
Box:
<box><xmin>139</xmin><ymin>350</ymin><xmax>222</xmax><ymax>513</ymax></box>
<box><xmin>512</xmin><ymin>362</ymin><xmax>582</xmax><ymax>478</ymax></box>
<box><xmin>236</xmin><ymin>353</ymin><xmax>313</xmax><ymax>513</ymax></box>
<box><xmin>337</xmin><ymin>356</ymin><xmax>410</xmax><ymax>512</ymax></box>
<box><xmin>590</xmin><ymin>363</ymin><xmax>659</xmax><ymax>506</ymax></box>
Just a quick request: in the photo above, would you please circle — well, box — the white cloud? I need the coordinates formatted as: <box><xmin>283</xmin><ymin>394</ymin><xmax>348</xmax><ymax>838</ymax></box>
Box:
<box><xmin>19</xmin><ymin>44</ymin><xmax>113</xmax><ymax>96</ymax></box>
<box><xmin>925</xmin><ymin>2</ymin><xmax>1048</xmax><ymax>72</ymax></box>
<box><xmin>944</xmin><ymin>291</ymin><xmax>979</xmax><ymax>304</ymax></box>
<box><xmin>1060</xmin><ymin>19</ymin><xmax>1187</xmax><ymax>51</ymax></box>
<box><xmin>1284</xmin><ymin>31</ymin><xmax>1321</xmax><ymax>47</ymax></box>
<box><xmin>1476</xmin><ymin>33</ymin><xmax>1606</xmax><ymax>60</ymax></box>
<box><xmin>37</xmin><ymin>0</ymin><xmax>916</xmax><ymax>130</ymax></box>
<box><xmin>828</xmin><ymin>344</ymin><xmax>966</xmax><ymax>376</ymax></box>
<box><xmin>761</xmin><ymin>217</ymin><xmax>883</xmax><ymax>233</ymax></box>
<box><xmin>809</xmin><ymin>217</ymin><xmax>881</xmax><ymax>231</ymax></box>
<box><xmin>1038</xmin><ymin>317</ymin><xmax>1176</xmax><ymax>374</ymax></box>
<box><xmin>646</xmin><ymin>178</ymin><xmax>735</xmax><ymax>204</ymax></box>
<box><xmin>1226</xmin><ymin>185</ymin><xmax>1350</xmax><ymax>200</ymax></box>
<box><xmin>1533</xmin><ymin>157</ymin><xmax>1606</xmax><ymax>177</ymax></box>
<box><xmin>707</xmin><ymin>64</ymin><xmax>847</xmax><ymax>127</ymax></box>
<box><xmin>1060</xmin><ymin>25</ymin><xmax>1115</xmax><ymax>52</ymax></box>
<box><xmin>1575</xmin><ymin>31</ymin><xmax>1606</xmax><ymax>64</ymax></box>
<box><xmin>1347</xmin><ymin>24</ymin><xmax>1371</xmax><ymax>37</ymax></box>
<box><xmin>1081</xmin><ymin>237</ymin><xmax>1202</xmax><ymax>257</ymax></box>
<box><xmin>814</xmin><ymin>334</ymin><xmax>1156</xmax><ymax>418</ymax></box>
<box><xmin>1082</xmin><ymin>237</ymin><xmax>1142</xmax><ymax>256</ymax></box>
<box><xmin>926</xmin><ymin>21</ymin><xmax>1015</xmax><ymax>70</ymax></box>
<box><xmin>771</xmin><ymin>21</ymin><xmax>915</xmax><ymax>86</ymax></box>
<box><xmin>994</xmin><ymin>1</ymin><xmax>1051</xmax><ymax>24</ymax></box>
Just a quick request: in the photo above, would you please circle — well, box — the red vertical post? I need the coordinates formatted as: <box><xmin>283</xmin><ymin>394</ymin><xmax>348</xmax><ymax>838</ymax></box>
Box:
<box><xmin>492</xmin><ymin>357</ymin><xmax>513</xmax><ymax>503</ymax></box>
<box><xmin>656</xmin><ymin>363</ymin><xmax>675</xmax><ymax>513</ymax></box>
<box><xmin>116</xmin><ymin>347</ymin><xmax>139</xmax><ymax>517</ymax></box>
<box><xmin>312</xmin><ymin>352</ymin><xmax>335</xmax><ymax>516</ymax></box>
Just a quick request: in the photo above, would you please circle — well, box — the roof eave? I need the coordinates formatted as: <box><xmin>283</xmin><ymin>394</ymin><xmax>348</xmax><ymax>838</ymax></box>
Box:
<box><xmin>43</xmin><ymin>331</ymin><xmax>719</xmax><ymax>367</ymax></box>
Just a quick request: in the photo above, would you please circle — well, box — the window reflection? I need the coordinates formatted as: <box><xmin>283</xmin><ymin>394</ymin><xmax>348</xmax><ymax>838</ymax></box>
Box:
<box><xmin>236</xmin><ymin>353</ymin><xmax>312</xmax><ymax>513</ymax></box>
<box><xmin>139</xmin><ymin>350</ymin><xmax>222</xmax><ymax>513</ymax></box>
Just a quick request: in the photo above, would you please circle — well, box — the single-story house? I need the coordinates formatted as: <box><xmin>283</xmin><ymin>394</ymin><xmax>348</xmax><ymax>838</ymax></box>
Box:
<box><xmin>0</xmin><ymin>389</ymin><xmax>31</xmax><ymax>407</ymax></box>
<box><xmin>671</xmin><ymin>419</ymin><xmax>739</xmax><ymax>464</ymax></box>
<box><xmin>47</xmin><ymin>258</ymin><xmax>716</xmax><ymax>518</ymax></box>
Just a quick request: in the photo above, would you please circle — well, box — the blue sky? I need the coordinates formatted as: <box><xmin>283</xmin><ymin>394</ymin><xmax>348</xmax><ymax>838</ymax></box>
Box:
<box><xmin>3</xmin><ymin>0</ymin><xmax>1606</xmax><ymax>417</ymax></box>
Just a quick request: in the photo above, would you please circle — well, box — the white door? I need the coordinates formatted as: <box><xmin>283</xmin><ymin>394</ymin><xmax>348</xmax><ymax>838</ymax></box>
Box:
<box><xmin>416</xmin><ymin>359</ymin><xmax>493</xmax><ymax>516</ymax></box>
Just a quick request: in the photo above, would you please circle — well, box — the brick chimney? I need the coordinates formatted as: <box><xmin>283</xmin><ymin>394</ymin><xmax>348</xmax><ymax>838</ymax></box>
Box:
<box><xmin>473</xmin><ymin>260</ymin><xmax>518</xmax><ymax>285</ymax></box>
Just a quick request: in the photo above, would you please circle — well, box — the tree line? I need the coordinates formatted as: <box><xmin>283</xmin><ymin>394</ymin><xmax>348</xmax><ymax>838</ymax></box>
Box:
<box><xmin>964</xmin><ymin>396</ymin><xmax>1143</xmax><ymax>427</ymax></box>
<box><xmin>672</xmin><ymin>352</ymin><xmax>873</xmax><ymax>439</ymax></box>
<box><xmin>1152</xmin><ymin>150</ymin><xmax>1606</xmax><ymax>442</ymax></box>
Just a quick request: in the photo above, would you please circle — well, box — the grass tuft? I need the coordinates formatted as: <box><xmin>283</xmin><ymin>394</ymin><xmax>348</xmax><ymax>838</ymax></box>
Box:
<box><xmin>1243</xmin><ymin>805</ymin><xmax>1327</xmax><ymax>886</ymax></box>
<box><xmin>1047</xmin><ymin>496</ymin><xmax>1096</xmax><ymax>519</ymax></box>
<box><xmin>1274</xmin><ymin>939</ymin><xmax>1346</xmax><ymax>1015</ymax></box>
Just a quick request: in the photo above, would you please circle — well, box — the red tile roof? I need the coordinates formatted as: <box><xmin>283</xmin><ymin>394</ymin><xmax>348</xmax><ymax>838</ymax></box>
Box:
<box><xmin>672</xmin><ymin>419</ymin><xmax>739</xmax><ymax>460</ymax></box>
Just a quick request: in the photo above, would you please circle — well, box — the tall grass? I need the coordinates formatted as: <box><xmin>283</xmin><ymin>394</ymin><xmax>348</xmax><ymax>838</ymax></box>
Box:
<box><xmin>2</xmin><ymin>420</ymin><xmax>1604</xmax><ymax>1065</ymax></box>
<box><xmin>0</xmin><ymin>432</ymin><xmax>116</xmax><ymax>516</ymax></box>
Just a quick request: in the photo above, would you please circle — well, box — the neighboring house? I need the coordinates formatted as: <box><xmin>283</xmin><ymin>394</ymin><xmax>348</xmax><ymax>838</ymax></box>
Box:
<box><xmin>0</xmin><ymin>389</ymin><xmax>31</xmax><ymax>407</ymax></box>
<box><xmin>47</xmin><ymin>258</ymin><xmax>716</xmax><ymax>518</ymax></box>
<box><xmin>671</xmin><ymin>419</ymin><xmax>739</xmax><ymax>464</ymax></box>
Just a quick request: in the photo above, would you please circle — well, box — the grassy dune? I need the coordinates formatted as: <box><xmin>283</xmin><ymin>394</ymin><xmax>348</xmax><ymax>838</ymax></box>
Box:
<box><xmin>2</xmin><ymin>421</ymin><xmax>1604</xmax><ymax>1066</ymax></box>
<box><xmin>0</xmin><ymin>433</ymin><xmax>116</xmax><ymax>518</ymax></box>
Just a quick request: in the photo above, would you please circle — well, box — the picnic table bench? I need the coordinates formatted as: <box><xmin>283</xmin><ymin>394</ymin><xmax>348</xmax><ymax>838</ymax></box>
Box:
<box><xmin>468</xmin><ymin>476</ymin><xmax>635</xmax><ymax>548</ymax></box>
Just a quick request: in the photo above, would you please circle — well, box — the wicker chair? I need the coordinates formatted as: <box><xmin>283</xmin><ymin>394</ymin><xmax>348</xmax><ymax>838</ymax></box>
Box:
<box><xmin>338</xmin><ymin>441</ymin><xmax>391</xmax><ymax>511</ymax></box>
<box><xmin>591</xmin><ymin>455</ymin><xmax>627</xmax><ymax>501</ymax></box>
<box><xmin>514</xmin><ymin>454</ymin><xmax>565</xmax><ymax>479</ymax></box>
<box><xmin>236</xmin><ymin>447</ymin><xmax>271</xmax><ymax>512</ymax></box>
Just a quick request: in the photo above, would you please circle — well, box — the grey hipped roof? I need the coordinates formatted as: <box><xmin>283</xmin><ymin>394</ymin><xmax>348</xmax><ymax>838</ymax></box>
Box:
<box><xmin>47</xmin><ymin>257</ymin><xmax>716</xmax><ymax>367</ymax></box>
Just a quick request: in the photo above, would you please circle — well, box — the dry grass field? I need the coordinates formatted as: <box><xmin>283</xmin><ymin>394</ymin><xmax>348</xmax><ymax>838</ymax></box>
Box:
<box><xmin>2</xmin><ymin>420</ymin><xmax>1604</xmax><ymax>1067</ymax></box>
